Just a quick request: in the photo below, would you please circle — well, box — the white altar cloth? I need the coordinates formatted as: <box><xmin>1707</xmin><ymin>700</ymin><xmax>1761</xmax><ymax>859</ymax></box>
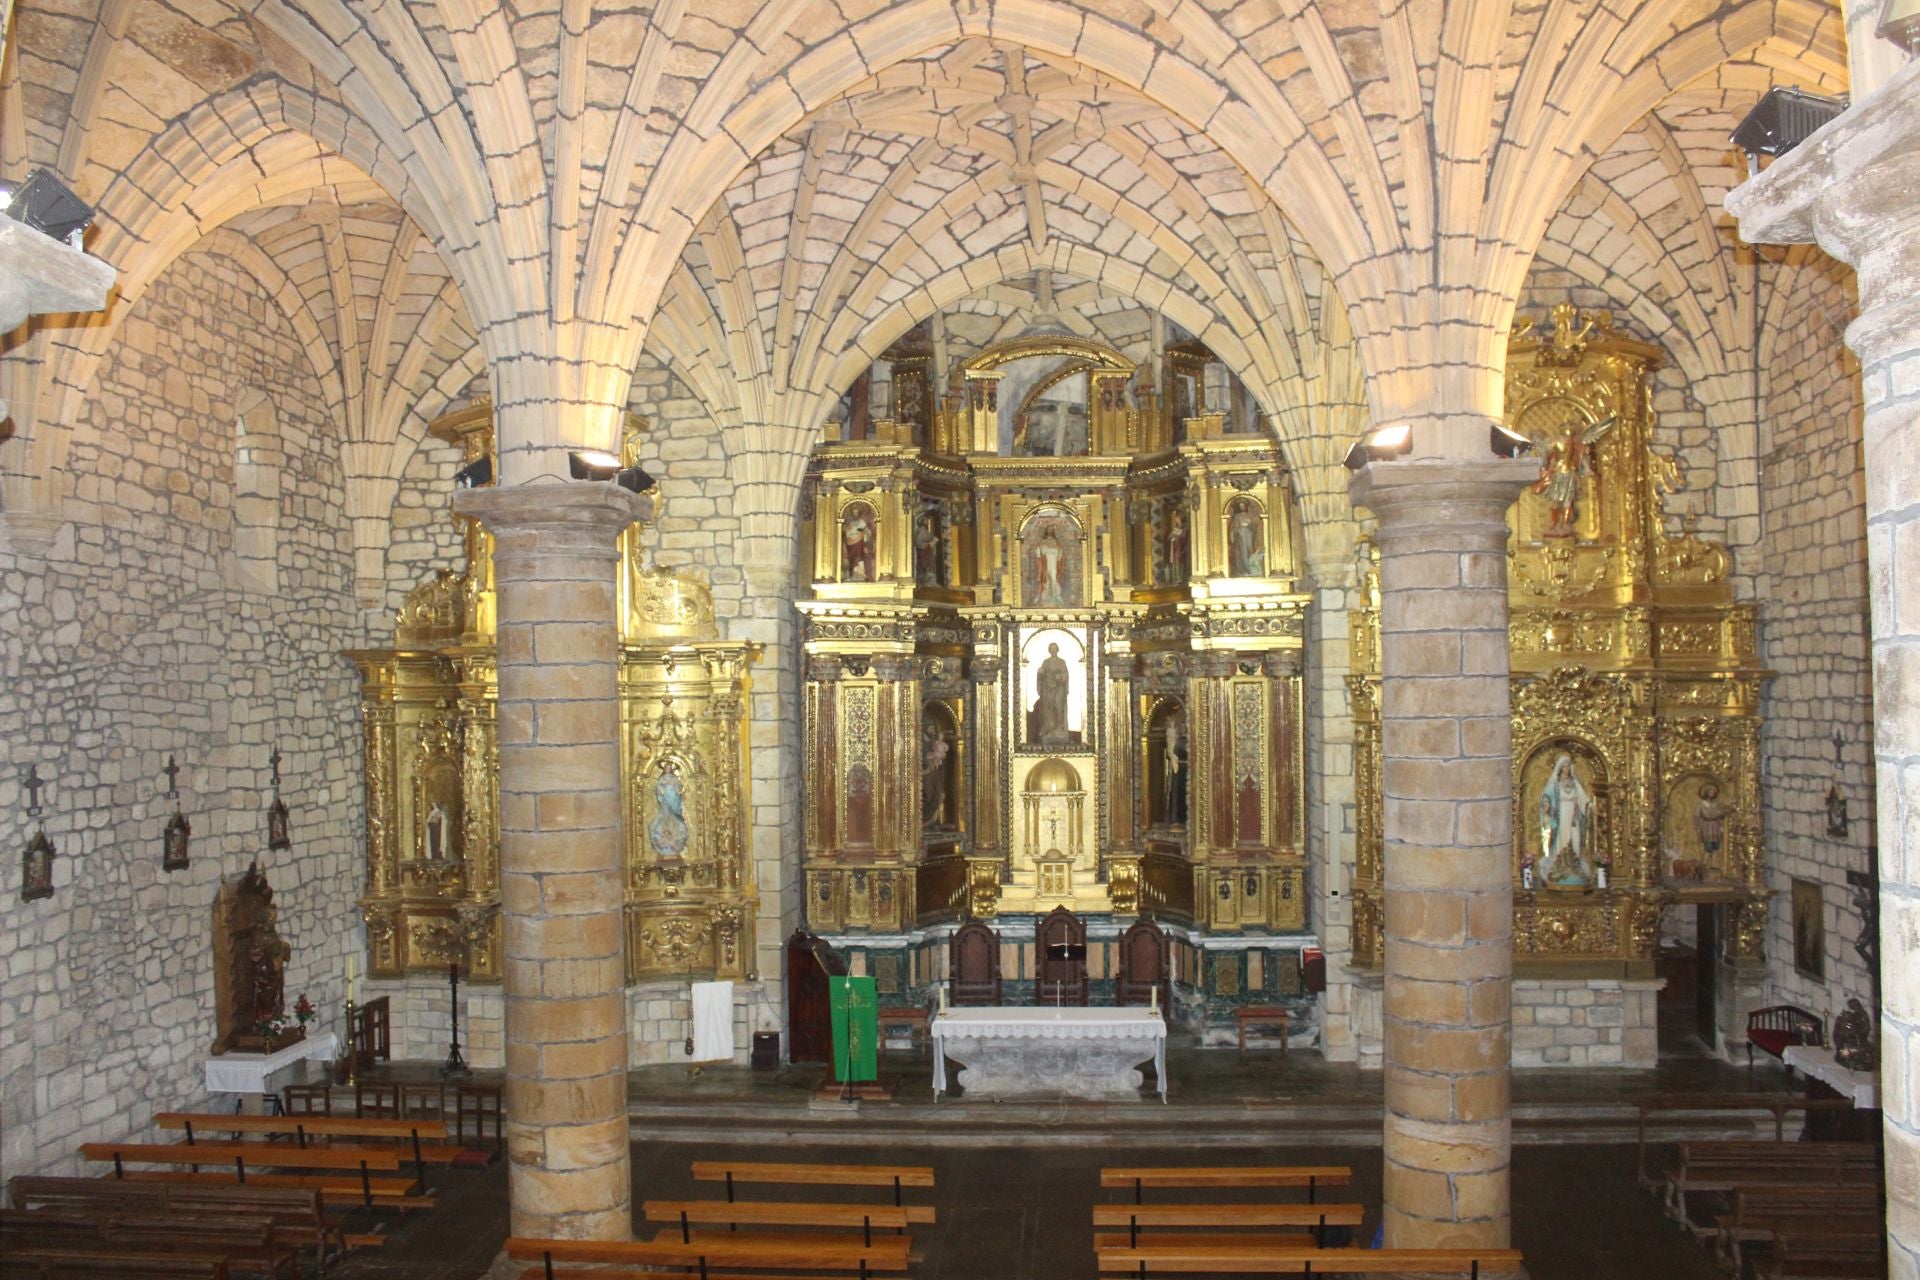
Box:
<box><xmin>204</xmin><ymin>1031</ymin><xmax>339</xmax><ymax>1096</ymax></box>
<box><xmin>1783</xmin><ymin>1044</ymin><xmax>1879</xmax><ymax>1109</ymax></box>
<box><xmin>931</xmin><ymin>1008</ymin><xmax>1167</xmax><ymax>1102</ymax></box>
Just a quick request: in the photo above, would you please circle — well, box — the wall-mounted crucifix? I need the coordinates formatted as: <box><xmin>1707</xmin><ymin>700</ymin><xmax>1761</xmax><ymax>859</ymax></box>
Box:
<box><xmin>269</xmin><ymin>746</ymin><xmax>283</xmax><ymax>789</ymax></box>
<box><xmin>164</xmin><ymin>754</ymin><xmax>180</xmax><ymax>799</ymax></box>
<box><xmin>24</xmin><ymin>764</ymin><xmax>44</xmax><ymax>817</ymax></box>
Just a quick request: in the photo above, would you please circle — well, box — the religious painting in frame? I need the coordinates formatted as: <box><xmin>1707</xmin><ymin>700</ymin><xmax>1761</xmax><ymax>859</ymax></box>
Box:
<box><xmin>266</xmin><ymin>796</ymin><xmax>291</xmax><ymax>850</ymax></box>
<box><xmin>21</xmin><ymin>828</ymin><xmax>54</xmax><ymax>901</ymax></box>
<box><xmin>1018</xmin><ymin>506</ymin><xmax>1083</xmax><ymax>607</ymax></box>
<box><xmin>1792</xmin><ymin>877</ymin><xmax>1825</xmax><ymax>981</ymax></box>
<box><xmin>163</xmin><ymin>809</ymin><xmax>192</xmax><ymax>871</ymax></box>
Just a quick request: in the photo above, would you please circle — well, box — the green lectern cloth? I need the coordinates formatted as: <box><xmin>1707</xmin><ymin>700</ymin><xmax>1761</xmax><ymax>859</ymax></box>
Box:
<box><xmin>828</xmin><ymin>976</ymin><xmax>879</xmax><ymax>1083</ymax></box>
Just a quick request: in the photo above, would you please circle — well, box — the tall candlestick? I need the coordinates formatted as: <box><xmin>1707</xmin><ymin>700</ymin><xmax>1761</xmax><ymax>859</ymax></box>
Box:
<box><xmin>346</xmin><ymin>954</ymin><xmax>356</xmax><ymax>1004</ymax></box>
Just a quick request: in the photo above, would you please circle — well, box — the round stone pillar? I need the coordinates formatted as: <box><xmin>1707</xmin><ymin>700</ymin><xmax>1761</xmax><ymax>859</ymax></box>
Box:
<box><xmin>1350</xmin><ymin>459</ymin><xmax>1535</xmax><ymax>1250</ymax></box>
<box><xmin>454</xmin><ymin>482</ymin><xmax>646</xmax><ymax>1241</ymax></box>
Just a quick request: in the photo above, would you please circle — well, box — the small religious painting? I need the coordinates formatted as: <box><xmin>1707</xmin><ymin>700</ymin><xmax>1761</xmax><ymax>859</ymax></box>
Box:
<box><xmin>267</xmin><ymin>796</ymin><xmax>291</xmax><ymax>850</ymax></box>
<box><xmin>1792</xmin><ymin>877</ymin><xmax>1825</xmax><ymax>981</ymax></box>
<box><xmin>1523</xmin><ymin>745</ymin><xmax>1602</xmax><ymax>889</ymax></box>
<box><xmin>1663</xmin><ymin>774</ymin><xmax>1729</xmax><ymax>878</ymax></box>
<box><xmin>1020</xmin><ymin>507</ymin><xmax>1082</xmax><ymax>607</ymax></box>
<box><xmin>163</xmin><ymin>809</ymin><xmax>191</xmax><ymax>871</ymax></box>
<box><xmin>841</xmin><ymin>502</ymin><xmax>877</xmax><ymax>583</ymax></box>
<box><xmin>648</xmin><ymin>761</ymin><xmax>690</xmax><ymax>857</ymax></box>
<box><xmin>920</xmin><ymin>707</ymin><xmax>955</xmax><ymax>830</ymax></box>
<box><xmin>1226</xmin><ymin>498</ymin><xmax>1266</xmax><ymax>577</ymax></box>
<box><xmin>913</xmin><ymin>505</ymin><xmax>945</xmax><ymax>587</ymax></box>
<box><xmin>1020</xmin><ymin>627</ymin><xmax>1087</xmax><ymax>749</ymax></box>
<box><xmin>21</xmin><ymin>828</ymin><xmax>54</xmax><ymax>901</ymax></box>
<box><xmin>1826</xmin><ymin>783</ymin><xmax>1849</xmax><ymax>839</ymax></box>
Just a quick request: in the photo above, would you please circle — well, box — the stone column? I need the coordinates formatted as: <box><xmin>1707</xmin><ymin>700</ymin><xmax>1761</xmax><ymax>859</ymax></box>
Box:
<box><xmin>1726</xmin><ymin>59</ymin><xmax>1920</xmax><ymax>1275</ymax></box>
<box><xmin>455</xmin><ymin>482</ymin><xmax>646</xmax><ymax>1241</ymax></box>
<box><xmin>1349</xmin><ymin>459</ymin><xmax>1534</xmax><ymax>1250</ymax></box>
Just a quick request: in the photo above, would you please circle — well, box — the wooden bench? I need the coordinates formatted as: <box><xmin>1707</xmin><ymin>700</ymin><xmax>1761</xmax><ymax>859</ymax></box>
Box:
<box><xmin>505</xmin><ymin>1231</ymin><xmax>912</xmax><ymax>1279</ymax></box>
<box><xmin>1714</xmin><ymin>1182</ymin><xmax>1884</xmax><ymax>1274</ymax></box>
<box><xmin>1747</xmin><ymin>1005</ymin><xmax>1823</xmax><ymax>1068</ymax></box>
<box><xmin>0</xmin><ymin>1206</ymin><xmax>298</xmax><ymax>1280</ymax></box>
<box><xmin>1235</xmin><ymin>1006</ymin><xmax>1292</xmax><ymax>1055</ymax></box>
<box><xmin>0</xmin><ymin>1248</ymin><xmax>233</xmax><ymax>1279</ymax></box>
<box><xmin>644</xmin><ymin>1198</ymin><xmax>929</xmax><ymax>1240</ymax></box>
<box><xmin>7</xmin><ymin>1175</ymin><xmax>368</xmax><ymax>1263</ymax></box>
<box><xmin>1101</xmin><ymin>1166</ymin><xmax>1352</xmax><ymax>1204</ymax></box>
<box><xmin>1094</xmin><ymin>1243</ymin><xmax>1524</xmax><ymax>1276</ymax></box>
<box><xmin>1092</xmin><ymin>1203</ymin><xmax>1367</xmax><ymax>1250</ymax></box>
<box><xmin>81</xmin><ymin>1140</ymin><xmax>427</xmax><ymax>1211</ymax></box>
<box><xmin>154</xmin><ymin>1110</ymin><xmax>455</xmax><ymax>1184</ymax></box>
<box><xmin>1663</xmin><ymin>1140</ymin><xmax>1881</xmax><ymax>1224</ymax></box>
<box><xmin>1767</xmin><ymin>1228</ymin><xmax>1888</xmax><ymax>1280</ymax></box>
<box><xmin>691</xmin><ymin>1160</ymin><xmax>936</xmax><ymax>1208</ymax></box>
<box><xmin>1633</xmin><ymin>1093</ymin><xmax>1858</xmax><ymax>1184</ymax></box>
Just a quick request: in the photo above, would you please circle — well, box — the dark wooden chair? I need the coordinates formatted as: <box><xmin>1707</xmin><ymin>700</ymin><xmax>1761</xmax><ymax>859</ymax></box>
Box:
<box><xmin>1747</xmin><ymin>1005</ymin><xmax>1823</xmax><ymax>1067</ymax></box>
<box><xmin>949</xmin><ymin>920</ymin><xmax>1001</xmax><ymax>1006</ymax></box>
<box><xmin>1035</xmin><ymin>905</ymin><xmax>1088</xmax><ymax>1006</ymax></box>
<box><xmin>1116</xmin><ymin>917</ymin><xmax>1170</xmax><ymax>1010</ymax></box>
<box><xmin>280</xmin><ymin>1083</ymin><xmax>332</xmax><ymax>1116</ymax></box>
<box><xmin>351</xmin><ymin>997</ymin><xmax>392</xmax><ymax>1072</ymax></box>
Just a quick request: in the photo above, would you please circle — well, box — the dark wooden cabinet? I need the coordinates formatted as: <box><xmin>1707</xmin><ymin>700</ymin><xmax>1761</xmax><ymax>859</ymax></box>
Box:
<box><xmin>786</xmin><ymin>929</ymin><xmax>845</xmax><ymax>1064</ymax></box>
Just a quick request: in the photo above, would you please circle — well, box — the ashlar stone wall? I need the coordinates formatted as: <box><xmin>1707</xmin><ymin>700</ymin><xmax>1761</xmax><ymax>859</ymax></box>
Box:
<box><xmin>0</xmin><ymin>247</ymin><xmax>364</xmax><ymax>1177</ymax></box>
<box><xmin>1755</xmin><ymin>249</ymin><xmax>1877</xmax><ymax>1016</ymax></box>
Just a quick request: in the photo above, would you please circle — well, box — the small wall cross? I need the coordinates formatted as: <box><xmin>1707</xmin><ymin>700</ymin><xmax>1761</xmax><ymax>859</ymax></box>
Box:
<box><xmin>23</xmin><ymin>764</ymin><xmax>44</xmax><ymax>816</ymax></box>
<box><xmin>164</xmin><ymin>755</ymin><xmax>180</xmax><ymax>798</ymax></box>
<box><xmin>269</xmin><ymin>745</ymin><xmax>283</xmax><ymax>789</ymax></box>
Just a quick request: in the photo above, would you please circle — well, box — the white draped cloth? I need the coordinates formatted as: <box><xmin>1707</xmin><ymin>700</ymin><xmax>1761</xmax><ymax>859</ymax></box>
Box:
<box><xmin>690</xmin><ymin>980</ymin><xmax>735</xmax><ymax>1063</ymax></box>
<box><xmin>204</xmin><ymin>1031</ymin><xmax>339</xmax><ymax>1096</ymax></box>
<box><xmin>931</xmin><ymin>1008</ymin><xmax>1167</xmax><ymax>1101</ymax></box>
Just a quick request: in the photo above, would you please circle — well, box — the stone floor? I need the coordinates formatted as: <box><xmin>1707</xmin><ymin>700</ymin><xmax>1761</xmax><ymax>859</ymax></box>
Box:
<box><xmin>323</xmin><ymin>1044</ymin><xmax>1807</xmax><ymax>1279</ymax></box>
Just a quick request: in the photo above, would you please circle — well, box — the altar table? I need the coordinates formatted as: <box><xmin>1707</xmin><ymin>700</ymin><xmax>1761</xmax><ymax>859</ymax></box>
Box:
<box><xmin>204</xmin><ymin>1031</ymin><xmax>339</xmax><ymax>1107</ymax></box>
<box><xmin>930</xmin><ymin>1008</ymin><xmax>1166</xmax><ymax>1102</ymax></box>
<box><xmin>1783</xmin><ymin>1044</ymin><xmax>1879</xmax><ymax>1109</ymax></box>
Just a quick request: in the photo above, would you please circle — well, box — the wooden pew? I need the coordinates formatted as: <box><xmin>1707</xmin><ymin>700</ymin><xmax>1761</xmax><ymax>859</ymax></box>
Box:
<box><xmin>1100</xmin><ymin>1166</ymin><xmax>1353</xmax><ymax>1205</ymax></box>
<box><xmin>7</xmin><ymin>1175</ymin><xmax>365</xmax><ymax>1263</ymax></box>
<box><xmin>691</xmin><ymin>1160</ymin><xmax>936</xmax><ymax>1208</ymax></box>
<box><xmin>153</xmin><ymin>1111</ymin><xmax>456</xmax><ymax>1184</ymax></box>
<box><xmin>1662</xmin><ymin>1141</ymin><xmax>1880</xmax><ymax>1225</ymax></box>
<box><xmin>0</xmin><ymin>1250</ymin><xmax>232</xmax><ymax>1279</ymax></box>
<box><xmin>505</xmin><ymin>1231</ymin><xmax>913</xmax><ymax>1279</ymax></box>
<box><xmin>1714</xmin><ymin>1183</ymin><xmax>1884</xmax><ymax>1275</ymax></box>
<box><xmin>1767</xmin><ymin>1228</ymin><xmax>1888</xmax><ymax>1280</ymax></box>
<box><xmin>1094</xmin><ymin>1243</ymin><xmax>1524</xmax><ymax>1276</ymax></box>
<box><xmin>1632</xmin><ymin>1093</ymin><xmax>1858</xmax><ymax>1184</ymax></box>
<box><xmin>1092</xmin><ymin>1202</ymin><xmax>1368</xmax><ymax>1250</ymax></box>
<box><xmin>81</xmin><ymin>1140</ymin><xmax>427</xmax><ymax>1211</ymax></box>
<box><xmin>0</xmin><ymin>1207</ymin><xmax>297</xmax><ymax>1279</ymax></box>
<box><xmin>642</xmin><ymin>1197</ymin><xmax>925</xmax><ymax>1243</ymax></box>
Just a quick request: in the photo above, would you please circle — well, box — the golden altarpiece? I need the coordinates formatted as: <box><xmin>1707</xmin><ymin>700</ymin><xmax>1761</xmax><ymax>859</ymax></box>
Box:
<box><xmin>797</xmin><ymin>333</ymin><xmax>1312</xmax><ymax>1009</ymax></box>
<box><xmin>1350</xmin><ymin>308</ymin><xmax>1769</xmax><ymax>987</ymax></box>
<box><xmin>348</xmin><ymin>403</ymin><xmax>761</xmax><ymax>986</ymax></box>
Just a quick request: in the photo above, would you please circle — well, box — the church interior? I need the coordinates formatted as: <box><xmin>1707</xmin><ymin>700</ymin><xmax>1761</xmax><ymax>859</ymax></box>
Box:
<box><xmin>2</xmin><ymin>0</ymin><xmax>1917</xmax><ymax>1275</ymax></box>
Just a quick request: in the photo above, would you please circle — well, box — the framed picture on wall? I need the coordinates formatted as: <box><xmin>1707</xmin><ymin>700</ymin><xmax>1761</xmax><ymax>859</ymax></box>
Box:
<box><xmin>1791</xmin><ymin>877</ymin><xmax>1825</xmax><ymax>982</ymax></box>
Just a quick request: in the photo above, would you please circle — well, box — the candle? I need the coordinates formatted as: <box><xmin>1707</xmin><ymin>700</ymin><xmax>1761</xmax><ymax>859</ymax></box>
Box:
<box><xmin>1150</xmin><ymin>984</ymin><xmax>1158</xmax><ymax>1012</ymax></box>
<box><xmin>346</xmin><ymin>954</ymin><xmax>356</xmax><ymax>1004</ymax></box>
<box><xmin>939</xmin><ymin>982</ymin><xmax>949</xmax><ymax>1013</ymax></box>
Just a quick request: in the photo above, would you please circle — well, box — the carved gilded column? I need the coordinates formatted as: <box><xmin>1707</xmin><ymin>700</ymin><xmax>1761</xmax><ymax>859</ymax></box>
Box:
<box><xmin>1351</xmin><ymin>458</ymin><xmax>1535</xmax><ymax>1252</ymax></box>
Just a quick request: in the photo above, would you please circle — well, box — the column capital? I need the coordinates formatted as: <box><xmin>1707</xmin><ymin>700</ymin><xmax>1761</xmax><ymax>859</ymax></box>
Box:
<box><xmin>453</xmin><ymin>481</ymin><xmax>649</xmax><ymax>550</ymax></box>
<box><xmin>1348</xmin><ymin>459</ymin><xmax>1536</xmax><ymax>542</ymax></box>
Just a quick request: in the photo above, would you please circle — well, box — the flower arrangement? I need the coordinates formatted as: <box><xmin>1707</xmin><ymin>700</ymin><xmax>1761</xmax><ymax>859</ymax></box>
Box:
<box><xmin>294</xmin><ymin>993</ymin><xmax>315</xmax><ymax>1026</ymax></box>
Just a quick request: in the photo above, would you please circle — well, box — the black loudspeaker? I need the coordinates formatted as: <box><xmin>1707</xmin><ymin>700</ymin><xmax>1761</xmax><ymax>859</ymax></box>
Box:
<box><xmin>1300</xmin><ymin>947</ymin><xmax>1327</xmax><ymax>994</ymax></box>
<box><xmin>751</xmin><ymin>1031</ymin><xmax>780</xmax><ymax>1071</ymax></box>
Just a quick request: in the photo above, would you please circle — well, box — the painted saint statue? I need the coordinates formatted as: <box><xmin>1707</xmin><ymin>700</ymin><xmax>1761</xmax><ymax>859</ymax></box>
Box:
<box><xmin>1536</xmin><ymin>752</ymin><xmax>1594</xmax><ymax>886</ymax></box>
<box><xmin>841</xmin><ymin>505</ymin><xmax>876</xmax><ymax>582</ymax></box>
<box><xmin>1032</xmin><ymin>643</ymin><xmax>1072</xmax><ymax>745</ymax></box>
<box><xmin>648</xmin><ymin>762</ymin><xmax>690</xmax><ymax>857</ymax></box>
<box><xmin>1227</xmin><ymin>500</ymin><xmax>1265</xmax><ymax>577</ymax></box>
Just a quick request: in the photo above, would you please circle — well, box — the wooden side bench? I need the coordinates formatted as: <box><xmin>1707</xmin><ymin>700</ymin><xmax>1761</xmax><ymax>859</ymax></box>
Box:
<box><xmin>505</xmin><ymin>1232</ymin><xmax>913</xmax><ymax>1279</ymax></box>
<box><xmin>1664</xmin><ymin>1140</ymin><xmax>1881</xmax><ymax>1224</ymax></box>
<box><xmin>7</xmin><ymin>1175</ymin><xmax>364</xmax><ymax>1265</ymax></box>
<box><xmin>1632</xmin><ymin>1093</ymin><xmax>1857</xmax><ymax>1184</ymax></box>
<box><xmin>0</xmin><ymin>1207</ymin><xmax>298</xmax><ymax>1280</ymax></box>
<box><xmin>1235</xmin><ymin>1006</ymin><xmax>1292</xmax><ymax>1055</ymax></box>
<box><xmin>644</xmin><ymin>1199</ymin><xmax>929</xmax><ymax>1237</ymax></box>
<box><xmin>691</xmin><ymin>1160</ymin><xmax>936</xmax><ymax>1208</ymax></box>
<box><xmin>1101</xmin><ymin>1166</ymin><xmax>1352</xmax><ymax>1205</ymax></box>
<box><xmin>154</xmin><ymin>1110</ymin><xmax>455</xmax><ymax>1185</ymax></box>
<box><xmin>1095</xmin><ymin>1243</ymin><xmax>1524</xmax><ymax>1276</ymax></box>
<box><xmin>81</xmin><ymin>1141</ymin><xmax>427</xmax><ymax>1211</ymax></box>
<box><xmin>1092</xmin><ymin>1202</ymin><xmax>1367</xmax><ymax>1249</ymax></box>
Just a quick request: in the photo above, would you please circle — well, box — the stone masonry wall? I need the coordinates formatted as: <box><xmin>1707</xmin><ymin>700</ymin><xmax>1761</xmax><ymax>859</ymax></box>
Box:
<box><xmin>1512</xmin><ymin>978</ymin><xmax>1660</xmax><ymax>1068</ymax></box>
<box><xmin>1756</xmin><ymin>250</ymin><xmax>1877</xmax><ymax>1018</ymax></box>
<box><xmin>0</xmin><ymin>247</ymin><xmax>363</xmax><ymax>1177</ymax></box>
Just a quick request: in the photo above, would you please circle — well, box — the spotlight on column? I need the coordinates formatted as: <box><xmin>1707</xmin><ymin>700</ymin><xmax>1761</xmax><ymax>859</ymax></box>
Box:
<box><xmin>1490</xmin><ymin>424</ymin><xmax>1534</xmax><ymax>459</ymax></box>
<box><xmin>0</xmin><ymin>168</ymin><xmax>96</xmax><ymax>248</ymax></box>
<box><xmin>567</xmin><ymin>449</ymin><xmax>655</xmax><ymax>494</ymax></box>
<box><xmin>1342</xmin><ymin>423</ymin><xmax>1413</xmax><ymax>471</ymax></box>
<box><xmin>452</xmin><ymin>457</ymin><xmax>492</xmax><ymax>488</ymax></box>
<box><xmin>1730</xmin><ymin>87</ymin><xmax>1848</xmax><ymax>172</ymax></box>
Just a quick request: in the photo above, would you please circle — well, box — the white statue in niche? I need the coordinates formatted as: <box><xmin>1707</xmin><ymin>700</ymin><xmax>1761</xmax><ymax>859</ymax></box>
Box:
<box><xmin>1536</xmin><ymin>753</ymin><xmax>1594</xmax><ymax>887</ymax></box>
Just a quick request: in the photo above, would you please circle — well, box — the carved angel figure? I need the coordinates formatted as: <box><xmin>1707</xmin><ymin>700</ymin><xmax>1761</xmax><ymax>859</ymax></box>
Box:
<box><xmin>1532</xmin><ymin>415</ymin><xmax>1616</xmax><ymax>536</ymax></box>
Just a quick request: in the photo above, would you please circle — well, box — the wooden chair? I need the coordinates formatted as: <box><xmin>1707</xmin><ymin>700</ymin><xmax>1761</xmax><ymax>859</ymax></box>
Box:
<box><xmin>397</xmin><ymin>1081</ymin><xmax>445</xmax><ymax>1122</ymax></box>
<box><xmin>949</xmin><ymin>920</ymin><xmax>1001</xmax><ymax>1006</ymax></box>
<box><xmin>280</xmin><ymin>1084</ymin><xmax>331</xmax><ymax>1117</ymax></box>
<box><xmin>1116</xmin><ymin>917</ymin><xmax>1170</xmax><ymax>1010</ymax></box>
<box><xmin>454</xmin><ymin>1082</ymin><xmax>503</xmax><ymax>1151</ymax></box>
<box><xmin>353</xmin><ymin>1079</ymin><xmax>402</xmax><ymax>1122</ymax></box>
<box><xmin>1035</xmin><ymin>905</ymin><xmax>1088</xmax><ymax>1006</ymax></box>
<box><xmin>1747</xmin><ymin>1005</ymin><xmax>1823</xmax><ymax>1067</ymax></box>
<box><xmin>350</xmin><ymin>997</ymin><xmax>392</xmax><ymax>1072</ymax></box>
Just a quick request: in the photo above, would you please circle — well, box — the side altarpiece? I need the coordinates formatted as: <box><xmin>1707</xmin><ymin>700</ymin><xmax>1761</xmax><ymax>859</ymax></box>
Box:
<box><xmin>1350</xmin><ymin>309</ymin><xmax>1769</xmax><ymax>985</ymax></box>
<box><xmin>348</xmin><ymin>403</ymin><xmax>760</xmax><ymax>986</ymax></box>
